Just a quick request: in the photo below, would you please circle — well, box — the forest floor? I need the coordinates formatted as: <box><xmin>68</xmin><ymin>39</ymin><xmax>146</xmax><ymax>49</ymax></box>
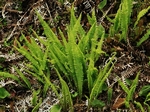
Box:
<box><xmin>0</xmin><ymin>0</ymin><xmax>150</xmax><ymax>112</ymax></box>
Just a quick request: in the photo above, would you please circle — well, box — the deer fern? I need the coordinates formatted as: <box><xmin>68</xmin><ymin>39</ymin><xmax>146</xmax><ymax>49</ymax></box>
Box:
<box><xmin>134</xmin><ymin>5</ymin><xmax>150</xmax><ymax>28</ymax></box>
<box><xmin>118</xmin><ymin>71</ymin><xmax>140</xmax><ymax>108</ymax></box>
<box><xmin>110</xmin><ymin>0</ymin><xmax>133</xmax><ymax>41</ymax></box>
<box><xmin>55</xmin><ymin>69</ymin><xmax>74</xmax><ymax>112</ymax></box>
<box><xmin>89</xmin><ymin>52</ymin><xmax>116</xmax><ymax>108</ymax></box>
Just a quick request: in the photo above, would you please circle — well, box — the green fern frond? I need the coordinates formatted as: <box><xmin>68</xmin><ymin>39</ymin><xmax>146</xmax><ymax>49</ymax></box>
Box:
<box><xmin>112</xmin><ymin>5</ymin><xmax>121</xmax><ymax>35</ymax></box>
<box><xmin>69</xmin><ymin>6</ymin><xmax>85</xmax><ymax>41</ymax></box>
<box><xmin>68</xmin><ymin>14</ymin><xmax>82</xmax><ymax>43</ymax></box>
<box><xmin>89</xmin><ymin>52</ymin><xmax>116</xmax><ymax>104</ymax></box>
<box><xmin>52</xmin><ymin>44</ymin><xmax>67</xmax><ymax>64</ymax></box>
<box><xmin>15</xmin><ymin>67</ymin><xmax>31</xmax><ymax>89</ymax></box>
<box><xmin>79</xmin><ymin>22</ymin><xmax>97</xmax><ymax>52</ymax></box>
<box><xmin>87</xmin><ymin>58</ymin><xmax>98</xmax><ymax>93</ymax></box>
<box><xmin>125</xmin><ymin>71</ymin><xmax>140</xmax><ymax>107</ymax></box>
<box><xmin>24</xmin><ymin>69</ymin><xmax>44</xmax><ymax>83</ymax></box>
<box><xmin>119</xmin><ymin>71</ymin><xmax>140</xmax><ymax>108</ymax></box>
<box><xmin>20</xmin><ymin>34</ymin><xmax>43</xmax><ymax>60</ymax></box>
<box><xmin>36</xmin><ymin>12</ymin><xmax>63</xmax><ymax>49</ymax></box>
<box><xmin>137</xmin><ymin>29</ymin><xmax>150</xmax><ymax>47</ymax></box>
<box><xmin>48</xmin><ymin>47</ymin><xmax>68</xmax><ymax>75</ymax></box>
<box><xmin>0</xmin><ymin>72</ymin><xmax>20</xmax><ymax>83</ymax></box>
<box><xmin>134</xmin><ymin>6</ymin><xmax>150</xmax><ymax>28</ymax></box>
<box><xmin>43</xmin><ymin>74</ymin><xmax>59</xmax><ymax>98</ymax></box>
<box><xmin>55</xmin><ymin>68</ymin><xmax>74</xmax><ymax>112</ymax></box>
<box><xmin>14</xmin><ymin>39</ymin><xmax>40</xmax><ymax>71</ymax></box>
<box><xmin>134</xmin><ymin>101</ymin><xmax>145</xmax><ymax>112</ymax></box>
<box><xmin>120</xmin><ymin>0</ymin><xmax>133</xmax><ymax>40</ymax></box>
<box><xmin>87</xmin><ymin>10</ymin><xmax>97</xmax><ymax>25</ymax></box>
<box><xmin>118</xmin><ymin>80</ymin><xmax>129</xmax><ymax>93</ymax></box>
<box><xmin>32</xmin><ymin>30</ymin><xmax>47</xmax><ymax>45</ymax></box>
<box><xmin>94</xmin><ymin>30</ymin><xmax>105</xmax><ymax>61</ymax></box>
<box><xmin>58</xmin><ymin>28</ymin><xmax>68</xmax><ymax>47</ymax></box>
<box><xmin>98</xmin><ymin>0</ymin><xmax>107</xmax><ymax>10</ymax></box>
<box><xmin>111</xmin><ymin>0</ymin><xmax>133</xmax><ymax>41</ymax></box>
<box><xmin>72</xmin><ymin>45</ymin><xmax>85</xmax><ymax>98</ymax></box>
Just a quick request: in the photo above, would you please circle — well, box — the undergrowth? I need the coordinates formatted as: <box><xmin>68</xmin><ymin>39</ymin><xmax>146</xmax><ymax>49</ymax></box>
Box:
<box><xmin>0</xmin><ymin>0</ymin><xmax>150</xmax><ymax>111</ymax></box>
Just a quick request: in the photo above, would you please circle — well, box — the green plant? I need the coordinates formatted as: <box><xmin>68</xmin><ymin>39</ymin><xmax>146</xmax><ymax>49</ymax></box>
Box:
<box><xmin>134</xmin><ymin>101</ymin><xmax>145</xmax><ymax>112</ymax></box>
<box><xmin>0</xmin><ymin>0</ymin><xmax>149</xmax><ymax>111</ymax></box>
<box><xmin>0</xmin><ymin>72</ymin><xmax>21</xmax><ymax>84</ymax></box>
<box><xmin>0</xmin><ymin>87</ymin><xmax>10</xmax><ymax>99</ymax></box>
<box><xmin>36</xmin><ymin>5</ymin><xmax>106</xmax><ymax>99</ymax></box>
<box><xmin>14</xmin><ymin>33</ymin><xmax>59</xmax><ymax>97</ymax></box>
<box><xmin>55</xmin><ymin>69</ymin><xmax>74</xmax><ymax>112</ymax></box>
<box><xmin>15</xmin><ymin>67</ymin><xmax>31</xmax><ymax>89</ymax></box>
<box><xmin>139</xmin><ymin>85</ymin><xmax>150</xmax><ymax>97</ymax></box>
<box><xmin>36</xmin><ymin>6</ymin><xmax>116</xmax><ymax>111</ymax></box>
<box><xmin>98</xmin><ymin>0</ymin><xmax>107</xmax><ymax>10</ymax></box>
<box><xmin>136</xmin><ymin>28</ymin><xmax>150</xmax><ymax>47</ymax></box>
<box><xmin>50</xmin><ymin>104</ymin><xmax>62</xmax><ymax>112</ymax></box>
<box><xmin>109</xmin><ymin>0</ymin><xmax>133</xmax><ymax>41</ymax></box>
<box><xmin>144</xmin><ymin>92</ymin><xmax>150</xmax><ymax>110</ymax></box>
<box><xmin>31</xmin><ymin>89</ymin><xmax>42</xmax><ymax>112</ymax></box>
<box><xmin>134</xmin><ymin>5</ymin><xmax>150</xmax><ymax>28</ymax></box>
<box><xmin>0</xmin><ymin>72</ymin><xmax>21</xmax><ymax>99</ymax></box>
<box><xmin>118</xmin><ymin>71</ymin><xmax>140</xmax><ymax>108</ymax></box>
<box><xmin>2</xmin><ymin>3</ymin><xmax>114</xmax><ymax>111</ymax></box>
<box><xmin>139</xmin><ymin>85</ymin><xmax>150</xmax><ymax>110</ymax></box>
<box><xmin>88</xmin><ymin>52</ymin><xmax>116</xmax><ymax>109</ymax></box>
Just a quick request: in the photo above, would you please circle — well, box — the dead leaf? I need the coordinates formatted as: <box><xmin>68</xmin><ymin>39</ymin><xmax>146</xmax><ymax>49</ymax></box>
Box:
<box><xmin>111</xmin><ymin>98</ymin><xmax>125</xmax><ymax>110</ymax></box>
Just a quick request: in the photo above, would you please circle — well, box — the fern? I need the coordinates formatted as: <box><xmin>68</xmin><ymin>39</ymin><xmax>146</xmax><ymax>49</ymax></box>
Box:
<box><xmin>12</xmin><ymin>6</ymin><xmax>108</xmax><ymax>110</ymax></box>
<box><xmin>119</xmin><ymin>71</ymin><xmax>140</xmax><ymax>108</ymax></box>
<box><xmin>86</xmin><ymin>29</ymin><xmax>105</xmax><ymax>93</ymax></box>
<box><xmin>112</xmin><ymin>5</ymin><xmax>121</xmax><ymax>35</ymax></box>
<box><xmin>144</xmin><ymin>92</ymin><xmax>150</xmax><ymax>110</ymax></box>
<box><xmin>137</xmin><ymin>29</ymin><xmax>150</xmax><ymax>46</ymax></box>
<box><xmin>110</xmin><ymin>0</ymin><xmax>133</xmax><ymax>41</ymax></box>
<box><xmin>32</xmin><ymin>89</ymin><xmax>40</xmax><ymax>105</ymax></box>
<box><xmin>89</xmin><ymin>52</ymin><xmax>116</xmax><ymax>107</ymax></box>
<box><xmin>0</xmin><ymin>72</ymin><xmax>20</xmax><ymax>83</ymax></box>
<box><xmin>43</xmin><ymin>74</ymin><xmax>59</xmax><ymax>98</ymax></box>
<box><xmin>32</xmin><ymin>98</ymin><xmax>42</xmax><ymax>112</ymax></box>
<box><xmin>87</xmin><ymin>58</ymin><xmax>98</xmax><ymax>93</ymax></box>
<box><xmin>15</xmin><ymin>31</ymin><xmax>59</xmax><ymax>98</ymax></box>
<box><xmin>55</xmin><ymin>68</ymin><xmax>74</xmax><ymax>112</ymax></box>
<box><xmin>87</xmin><ymin>10</ymin><xmax>97</xmax><ymax>25</ymax></box>
<box><xmin>0</xmin><ymin>87</ymin><xmax>10</xmax><ymax>99</ymax></box>
<box><xmin>134</xmin><ymin>6</ymin><xmax>150</xmax><ymax>28</ymax></box>
<box><xmin>48</xmin><ymin>45</ymin><xmax>69</xmax><ymax>77</ymax></box>
<box><xmin>134</xmin><ymin>101</ymin><xmax>145</xmax><ymax>112</ymax></box>
<box><xmin>36</xmin><ymin>12</ymin><xmax>63</xmax><ymax>49</ymax></box>
<box><xmin>14</xmin><ymin>46</ymin><xmax>39</xmax><ymax>71</ymax></box>
<box><xmin>126</xmin><ymin>71</ymin><xmax>140</xmax><ymax>107</ymax></box>
<box><xmin>107</xmin><ymin>87</ymin><xmax>113</xmax><ymax>104</ymax></box>
<box><xmin>15</xmin><ymin>67</ymin><xmax>31</xmax><ymax>89</ymax></box>
<box><xmin>121</xmin><ymin>0</ymin><xmax>133</xmax><ymax>39</ymax></box>
<box><xmin>72</xmin><ymin>45</ymin><xmax>85</xmax><ymax>98</ymax></box>
<box><xmin>98</xmin><ymin>0</ymin><xmax>107</xmax><ymax>10</ymax></box>
<box><xmin>118</xmin><ymin>80</ymin><xmax>129</xmax><ymax>93</ymax></box>
<box><xmin>79</xmin><ymin>22</ymin><xmax>97</xmax><ymax>52</ymax></box>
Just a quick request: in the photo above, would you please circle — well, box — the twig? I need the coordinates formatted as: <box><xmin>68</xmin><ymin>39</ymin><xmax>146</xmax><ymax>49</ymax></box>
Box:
<box><xmin>99</xmin><ymin>0</ymin><xmax>116</xmax><ymax>24</ymax></box>
<box><xmin>2</xmin><ymin>2</ymin><xmax>13</xmax><ymax>18</ymax></box>
<box><xmin>6</xmin><ymin>0</ymin><xmax>44</xmax><ymax>42</ymax></box>
<box><xmin>0</xmin><ymin>7</ymin><xmax>23</xmax><ymax>14</ymax></box>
